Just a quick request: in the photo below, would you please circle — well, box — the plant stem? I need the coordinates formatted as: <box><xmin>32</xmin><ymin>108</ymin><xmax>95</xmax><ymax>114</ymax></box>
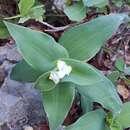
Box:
<box><xmin>4</xmin><ymin>14</ymin><xmax>21</xmax><ymax>20</ymax></box>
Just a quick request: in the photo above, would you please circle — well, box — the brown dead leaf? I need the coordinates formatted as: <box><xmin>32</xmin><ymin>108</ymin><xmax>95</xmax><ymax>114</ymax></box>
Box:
<box><xmin>117</xmin><ymin>84</ymin><xmax>129</xmax><ymax>99</ymax></box>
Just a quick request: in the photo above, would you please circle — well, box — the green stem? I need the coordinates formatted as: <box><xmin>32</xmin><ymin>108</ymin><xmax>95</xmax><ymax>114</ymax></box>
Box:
<box><xmin>4</xmin><ymin>14</ymin><xmax>21</xmax><ymax>20</ymax></box>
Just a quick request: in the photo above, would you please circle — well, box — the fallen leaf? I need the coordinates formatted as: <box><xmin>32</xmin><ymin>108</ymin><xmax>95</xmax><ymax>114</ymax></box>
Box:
<box><xmin>117</xmin><ymin>85</ymin><xmax>129</xmax><ymax>99</ymax></box>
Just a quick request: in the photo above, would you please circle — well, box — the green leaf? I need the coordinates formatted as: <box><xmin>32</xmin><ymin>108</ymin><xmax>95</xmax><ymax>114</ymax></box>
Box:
<box><xmin>35</xmin><ymin>71</ymin><xmax>56</xmax><ymax>92</ymax></box>
<box><xmin>4</xmin><ymin>22</ymin><xmax>69</xmax><ymax>72</ymax></box>
<box><xmin>11</xmin><ymin>60</ymin><xmax>42</xmax><ymax>82</ymax></box>
<box><xmin>77</xmin><ymin>77</ymin><xmax>122</xmax><ymax>114</ymax></box>
<box><xmin>107</xmin><ymin>71</ymin><xmax>120</xmax><ymax>84</ymax></box>
<box><xmin>65</xmin><ymin>109</ymin><xmax>106</xmax><ymax>130</ymax></box>
<box><xmin>59</xmin><ymin>14</ymin><xmax>128</xmax><ymax>61</ymax></box>
<box><xmin>123</xmin><ymin>76</ymin><xmax>130</xmax><ymax>85</ymax></box>
<box><xmin>112</xmin><ymin>0</ymin><xmax>123</xmax><ymax>7</ymax></box>
<box><xmin>115</xmin><ymin>57</ymin><xmax>125</xmax><ymax>72</ymax></box>
<box><xmin>83</xmin><ymin>0</ymin><xmax>108</xmax><ymax>7</ymax></box>
<box><xmin>64</xmin><ymin>2</ymin><xmax>86</xmax><ymax>22</ymax></box>
<box><xmin>29</xmin><ymin>5</ymin><xmax>45</xmax><ymax>21</ymax></box>
<box><xmin>19</xmin><ymin>5</ymin><xmax>45</xmax><ymax>23</ymax></box>
<box><xmin>115</xmin><ymin>102</ymin><xmax>130</xmax><ymax>129</ymax></box>
<box><xmin>18</xmin><ymin>0</ymin><xmax>35</xmax><ymax>16</ymax></box>
<box><xmin>110</xmin><ymin>126</ymin><xmax>122</xmax><ymax>130</ymax></box>
<box><xmin>66</xmin><ymin>0</ymin><xmax>73</xmax><ymax>5</ymax></box>
<box><xmin>110</xmin><ymin>120</ymin><xmax>122</xmax><ymax>130</ymax></box>
<box><xmin>42</xmin><ymin>83</ymin><xmax>75</xmax><ymax>130</ymax></box>
<box><xmin>0</xmin><ymin>21</ymin><xmax>9</xmax><ymax>39</ymax></box>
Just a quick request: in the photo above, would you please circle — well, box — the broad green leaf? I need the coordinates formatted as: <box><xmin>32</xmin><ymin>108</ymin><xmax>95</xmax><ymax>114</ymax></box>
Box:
<box><xmin>42</xmin><ymin>83</ymin><xmax>75</xmax><ymax>130</ymax></box>
<box><xmin>83</xmin><ymin>0</ymin><xmax>108</xmax><ymax>7</ymax></box>
<box><xmin>64</xmin><ymin>2</ymin><xmax>86</xmax><ymax>21</ymax></box>
<box><xmin>11</xmin><ymin>60</ymin><xmax>42</xmax><ymax>82</ymax></box>
<box><xmin>115</xmin><ymin>57</ymin><xmax>125</xmax><ymax>72</ymax></box>
<box><xmin>77</xmin><ymin>77</ymin><xmax>122</xmax><ymax>114</ymax></box>
<box><xmin>59</xmin><ymin>14</ymin><xmax>128</xmax><ymax>61</ymax></box>
<box><xmin>35</xmin><ymin>71</ymin><xmax>56</xmax><ymax>91</ymax></box>
<box><xmin>62</xmin><ymin>59</ymin><xmax>103</xmax><ymax>85</ymax></box>
<box><xmin>115</xmin><ymin>102</ymin><xmax>130</xmax><ymax>129</ymax></box>
<box><xmin>19</xmin><ymin>0</ymin><xmax>35</xmax><ymax>16</ymax></box>
<box><xmin>4</xmin><ymin>22</ymin><xmax>69</xmax><ymax>72</ymax></box>
<box><xmin>0</xmin><ymin>21</ymin><xmax>9</xmax><ymax>39</ymax></box>
<box><xmin>65</xmin><ymin>109</ymin><xmax>106</xmax><ymax>130</ymax></box>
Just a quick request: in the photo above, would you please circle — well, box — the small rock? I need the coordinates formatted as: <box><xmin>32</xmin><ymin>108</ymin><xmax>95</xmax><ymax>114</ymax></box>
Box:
<box><xmin>0</xmin><ymin>68</ymin><xmax>5</xmax><ymax>82</ymax></box>
<box><xmin>0</xmin><ymin>78</ymin><xmax>46</xmax><ymax>130</ymax></box>
<box><xmin>6</xmin><ymin>47</ymin><xmax>22</xmax><ymax>62</ymax></box>
<box><xmin>23</xmin><ymin>125</ymin><xmax>33</xmax><ymax>130</ymax></box>
<box><xmin>0</xmin><ymin>46</ymin><xmax>7</xmax><ymax>64</ymax></box>
<box><xmin>53</xmin><ymin>0</ymin><xmax>66</xmax><ymax>10</ymax></box>
<box><xmin>0</xmin><ymin>44</ymin><xmax>22</xmax><ymax>63</ymax></box>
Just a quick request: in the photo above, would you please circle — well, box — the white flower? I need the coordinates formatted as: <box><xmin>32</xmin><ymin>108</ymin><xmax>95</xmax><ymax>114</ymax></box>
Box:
<box><xmin>49</xmin><ymin>60</ymin><xmax>72</xmax><ymax>84</ymax></box>
<box><xmin>49</xmin><ymin>71</ymin><xmax>60</xmax><ymax>84</ymax></box>
<box><xmin>57</xmin><ymin>60</ymin><xmax>72</xmax><ymax>77</ymax></box>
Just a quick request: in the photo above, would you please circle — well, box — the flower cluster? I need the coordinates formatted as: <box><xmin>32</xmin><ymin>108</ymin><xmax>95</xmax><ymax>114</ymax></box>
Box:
<box><xmin>49</xmin><ymin>60</ymin><xmax>72</xmax><ymax>84</ymax></box>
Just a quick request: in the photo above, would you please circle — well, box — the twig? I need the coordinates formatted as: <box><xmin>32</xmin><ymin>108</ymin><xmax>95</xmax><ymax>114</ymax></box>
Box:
<box><xmin>39</xmin><ymin>20</ymin><xmax>80</xmax><ymax>32</ymax></box>
<box><xmin>45</xmin><ymin>25</ymin><xmax>70</xmax><ymax>32</ymax></box>
<box><xmin>39</xmin><ymin>21</ymin><xmax>57</xmax><ymax>30</ymax></box>
<box><xmin>39</xmin><ymin>19</ymin><xmax>86</xmax><ymax>32</ymax></box>
<box><xmin>39</xmin><ymin>21</ymin><xmax>71</xmax><ymax>32</ymax></box>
